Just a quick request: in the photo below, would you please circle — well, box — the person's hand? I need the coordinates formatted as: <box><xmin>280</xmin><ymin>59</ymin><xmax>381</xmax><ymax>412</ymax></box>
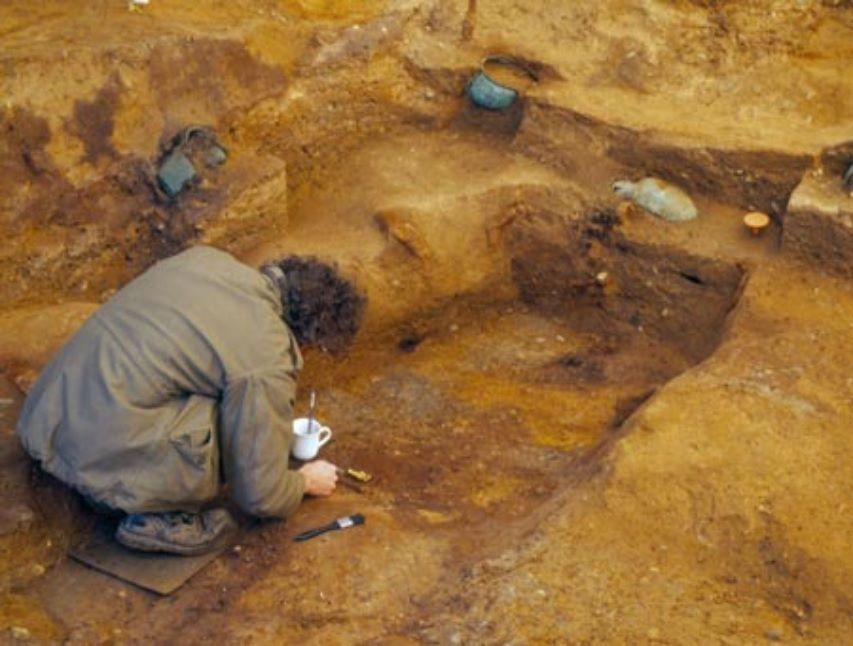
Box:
<box><xmin>298</xmin><ymin>460</ymin><xmax>338</xmax><ymax>497</ymax></box>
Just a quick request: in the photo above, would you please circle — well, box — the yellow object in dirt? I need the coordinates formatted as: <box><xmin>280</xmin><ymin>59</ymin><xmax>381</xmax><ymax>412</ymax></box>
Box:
<box><xmin>345</xmin><ymin>468</ymin><xmax>373</xmax><ymax>483</ymax></box>
<box><xmin>743</xmin><ymin>211</ymin><xmax>770</xmax><ymax>236</ymax></box>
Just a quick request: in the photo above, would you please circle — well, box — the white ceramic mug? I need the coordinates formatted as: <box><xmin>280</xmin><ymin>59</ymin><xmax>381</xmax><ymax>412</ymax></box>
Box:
<box><xmin>291</xmin><ymin>418</ymin><xmax>332</xmax><ymax>461</ymax></box>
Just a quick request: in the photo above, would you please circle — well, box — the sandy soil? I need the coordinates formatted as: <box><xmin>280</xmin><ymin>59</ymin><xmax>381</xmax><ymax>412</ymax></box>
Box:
<box><xmin>0</xmin><ymin>0</ymin><xmax>851</xmax><ymax>643</ymax></box>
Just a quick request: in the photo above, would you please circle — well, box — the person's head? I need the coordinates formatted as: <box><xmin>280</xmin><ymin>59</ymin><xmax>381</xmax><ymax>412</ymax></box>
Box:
<box><xmin>262</xmin><ymin>256</ymin><xmax>365</xmax><ymax>352</ymax></box>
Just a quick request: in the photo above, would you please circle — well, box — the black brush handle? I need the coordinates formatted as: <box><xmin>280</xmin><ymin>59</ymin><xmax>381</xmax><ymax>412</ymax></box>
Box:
<box><xmin>293</xmin><ymin>514</ymin><xmax>365</xmax><ymax>542</ymax></box>
<box><xmin>294</xmin><ymin>521</ymin><xmax>336</xmax><ymax>542</ymax></box>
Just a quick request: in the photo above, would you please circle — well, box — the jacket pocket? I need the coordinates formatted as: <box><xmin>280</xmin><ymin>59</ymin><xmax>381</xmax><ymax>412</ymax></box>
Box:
<box><xmin>165</xmin><ymin>394</ymin><xmax>220</xmax><ymax>503</ymax></box>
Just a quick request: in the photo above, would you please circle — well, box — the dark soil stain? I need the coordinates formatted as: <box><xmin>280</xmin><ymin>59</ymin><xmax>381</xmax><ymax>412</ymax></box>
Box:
<box><xmin>397</xmin><ymin>332</ymin><xmax>425</xmax><ymax>353</ymax></box>
<box><xmin>551</xmin><ymin>353</ymin><xmax>606</xmax><ymax>383</ymax></box>
<box><xmin>65</xmin><ymin>74</ymin><xmax>122</xmax><ymax>164</ymax></box>
<box><xmin>149</xmin><ymin>39</ymin><xmax>286</xmax><ymax>120</ymax></box>
<box><xmin>509</xmin><ymin>208</ymin><xmax>745</xmax><ymax>362</ymax></box>
<box><xmin>0</xmin><ymin>107</ymin><xmax>64</xmax><ymax>226</ymax></box>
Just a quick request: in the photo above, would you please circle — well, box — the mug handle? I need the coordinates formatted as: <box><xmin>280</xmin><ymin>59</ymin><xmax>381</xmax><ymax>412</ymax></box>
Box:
<box><xmin>317</xmin><ymin>427</ymin><xmax>332</xmax><ymax>447</ymax></box>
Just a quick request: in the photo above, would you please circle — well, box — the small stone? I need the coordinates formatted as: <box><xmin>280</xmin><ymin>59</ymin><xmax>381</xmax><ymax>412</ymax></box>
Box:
<box><xmin>535</xmin><ymin>337</ymin><xmax>546</xmax><ymax>344</ymax></box>
<box><xmin>30</xmin><ymin>563</ymin><xmax>45</xmax><ymax>577</ymax></box>
<box><xmin>449</xmin><ymin>324</ymin><xmax>459</xmax><ymax>332</ymax></box>
<box><xmin>10</xmin><ymin>627</ymin><xmax>31</xmax><ymax>640</ymax></box>
<box><xmin>204</xmin><ymin>144</ymin><xmax>228</xmax><ymax>168</ymax></box>
<box><xmin>555</xmin><ymin>334</ymin><xmax>566</xmax><ymax>342</ymax></box>
<box><xmin>0</xmin><ymin>504</ymin><xmax>35</xmax><ymax>536</ymax></box>
<box><xmin>118</xmin><ymin>589</ymin><xmax>127</xmax><ymax>599</ymax></box>
<box><xmin>765</xmin><ymin>626</ymin><xmax>783</xmax><ymax>641</ymax></box>
<box><xmin>595</xmin><ymin>271</ymin><xmax>609</xmax><ymax>285</ymax></box>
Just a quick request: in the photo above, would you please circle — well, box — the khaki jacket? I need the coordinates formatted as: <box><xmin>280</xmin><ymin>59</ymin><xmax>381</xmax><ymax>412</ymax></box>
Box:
<box><xmin>16</xmin><ymin>246</ymin><xmax>305</xmax><ymax>518</ymax></box>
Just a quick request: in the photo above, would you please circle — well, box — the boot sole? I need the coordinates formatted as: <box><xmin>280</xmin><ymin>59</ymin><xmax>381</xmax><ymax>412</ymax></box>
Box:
<box><xmin>115</xmin><ymin>524</ymin><xmax>236</xmax><ymax>557</ymax></box>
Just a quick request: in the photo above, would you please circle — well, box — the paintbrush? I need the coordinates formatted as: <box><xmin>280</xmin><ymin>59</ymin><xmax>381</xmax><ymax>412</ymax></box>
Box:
<box><xmin>336</xmin><ymin>476</ymin><xmax>364</xmax><ymax>494</ymax></box>
<box><xmin>293</xmin><ymin>514</ymin><xmax>365</xmax><ymax>542</ymax></box>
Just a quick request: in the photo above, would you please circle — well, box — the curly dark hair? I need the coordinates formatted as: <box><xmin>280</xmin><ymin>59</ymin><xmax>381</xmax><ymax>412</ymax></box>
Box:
<box><xmin>263</xmin><ymin>256</ymin><xmax>365</xmax><ymax>352</ymax></box>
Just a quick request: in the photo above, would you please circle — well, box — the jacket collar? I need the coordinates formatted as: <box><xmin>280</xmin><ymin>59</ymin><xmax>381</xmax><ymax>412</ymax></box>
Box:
<box><xmin>261</xmin><ymin>264</ymin><xmax>291</xmax><ymax>321</ymax></box>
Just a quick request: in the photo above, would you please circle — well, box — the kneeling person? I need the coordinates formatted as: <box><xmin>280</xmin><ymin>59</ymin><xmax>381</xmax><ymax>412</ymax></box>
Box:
<box><xmin>16</xmin><ymin>246</ymin><xmax>365</xmax><ymax>555</ymax></box>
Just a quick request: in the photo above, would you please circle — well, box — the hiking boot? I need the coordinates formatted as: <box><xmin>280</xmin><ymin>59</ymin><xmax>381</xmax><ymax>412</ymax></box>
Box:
<box><xmin>116</xmin><ymin>509</ymin><xmax>236</xmax><ymax>556</ymax></box>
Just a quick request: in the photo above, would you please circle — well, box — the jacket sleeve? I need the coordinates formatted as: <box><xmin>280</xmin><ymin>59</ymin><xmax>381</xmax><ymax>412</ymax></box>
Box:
<box><xmin>219</xmin><ymin>365</ymin><xmax>305</xmax><ymax>519</ymax></box>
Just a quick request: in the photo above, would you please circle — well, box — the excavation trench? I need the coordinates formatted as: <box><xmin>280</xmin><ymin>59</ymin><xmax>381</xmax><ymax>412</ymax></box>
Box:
<box><xmin>0</xmin><ymin>194</ymin><xmax>749</xmax><ymax>640</ymax></box>
<box><xmin>0</xmin><ymin>103</ymin><xmax>755</xmax><ymax>638</ymax></box>
<box><xmin>289</xmin><ymin>206</ymin><xmax>747</xmax><ymax>560</ymax></box>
